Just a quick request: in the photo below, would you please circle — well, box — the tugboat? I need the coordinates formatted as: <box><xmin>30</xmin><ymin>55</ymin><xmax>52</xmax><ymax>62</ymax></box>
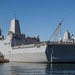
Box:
<box><xmin>0</xmin><ymin>52</ymin><xmax>9</xmax><ymax>63</ymax></box>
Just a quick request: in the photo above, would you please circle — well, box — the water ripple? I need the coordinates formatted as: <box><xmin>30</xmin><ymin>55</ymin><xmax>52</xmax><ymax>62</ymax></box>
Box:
<box><xmin>0</xmin><ymin>63</ymin><xmax>75</xmax><ymax>75</ymax></box>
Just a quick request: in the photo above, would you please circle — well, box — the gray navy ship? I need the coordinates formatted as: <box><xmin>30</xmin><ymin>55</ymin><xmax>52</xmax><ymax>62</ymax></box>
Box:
<box><xmin>46</xmin><ymin>19</ymin><xmax>75</xmax><ymax>63</ymax></box>
<box><xmin>0</xmin><ymin>17</ymin><xmax>75</xmax><ymax>63</ymax></box>
<box><xmin>0</xmin><ymin>17</ymin><xmax>48</xmax><ymax>63</ymax></box>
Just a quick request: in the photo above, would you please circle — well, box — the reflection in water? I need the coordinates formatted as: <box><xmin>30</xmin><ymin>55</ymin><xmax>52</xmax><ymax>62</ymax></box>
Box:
<box><xmin>0</xmin><ymin>62</ymin><xmax>75</xmax><ymax>75</ymax></box>
<box><xmin>46</xmin><ymin>63</ymin><xmax>75</xmax><ymax>75</ymax></box>
<box><xmin>10</xmin><ymin>63</ymin><xmax>46</xmax><ymax>75</ymax></box>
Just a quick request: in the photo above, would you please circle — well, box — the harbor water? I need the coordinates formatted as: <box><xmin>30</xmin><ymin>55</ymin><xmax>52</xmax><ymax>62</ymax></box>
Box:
<box><xmin>0</xmin><ymin>62</ymin><xmax>75</xmax><ymax>75</ymax></box>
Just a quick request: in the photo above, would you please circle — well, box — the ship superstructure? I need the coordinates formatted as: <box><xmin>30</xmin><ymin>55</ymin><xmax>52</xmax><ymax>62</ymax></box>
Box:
<box><xmin>6</xmin><ymin>17</ymin><xmax>40</xmax><ymax>46</ymax></box>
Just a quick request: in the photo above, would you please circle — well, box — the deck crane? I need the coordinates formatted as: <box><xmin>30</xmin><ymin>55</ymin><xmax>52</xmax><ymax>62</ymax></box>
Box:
<box><xmin>54</xmin><ymin>18</ymin><xmax>64</xmax><ymax>41</ymax></box>
<box><xmin>49</xmin><ymin>18</ymin><xmax>64</xmax><ymax>41</ymax></box>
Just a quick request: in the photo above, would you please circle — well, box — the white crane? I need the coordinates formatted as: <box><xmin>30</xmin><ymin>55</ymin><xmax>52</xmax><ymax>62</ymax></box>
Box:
<box><xmin>49</xmin><ymin>18</ymin><xmax>64</xmax><ymax>41</ymax></box>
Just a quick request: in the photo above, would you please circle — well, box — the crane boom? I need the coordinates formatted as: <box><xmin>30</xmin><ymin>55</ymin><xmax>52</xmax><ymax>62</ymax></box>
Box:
<box><xmin>54</xmin><ymin>18</ymin><xmax>64</xmax><ymax>41</ymax></box>
<box><xmin>49</xmin><ymin>18</ymin><xmax>64</xmax><ymax>41</ymax></box>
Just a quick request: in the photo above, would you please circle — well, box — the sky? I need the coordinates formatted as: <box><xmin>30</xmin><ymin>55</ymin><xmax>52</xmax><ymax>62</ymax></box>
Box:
<box><xmin>0</xmin><ymin>0</ymin><xmax>75</xmax><ymax>41</ymax></box>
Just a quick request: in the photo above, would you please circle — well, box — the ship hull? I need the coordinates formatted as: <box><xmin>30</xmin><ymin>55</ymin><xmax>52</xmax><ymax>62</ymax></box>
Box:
<box><xmin>1</xmin><ymin>41</ymin><xmax>75</xmax><ymax>63</ymax></box>
<box><xmin>4</xmin><ymin>52</ymin><xmax>47</xmax><ymax>63</ymax></box>
<box><xmin>46</xmin><ymin>43</ymin><xmax>75</xmax><ymax>63</ymax></box>
<box><xmin>0</xmin><ymin>44</ymin><xmax>48</xmax><ymax>63</ymax></box>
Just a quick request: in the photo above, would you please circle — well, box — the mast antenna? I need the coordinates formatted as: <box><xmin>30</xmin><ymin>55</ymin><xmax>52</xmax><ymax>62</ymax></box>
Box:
<box><xmin>15</xmin><ymin>14</ymin><xmax>16</xmax><ymax>19</ymax></box>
